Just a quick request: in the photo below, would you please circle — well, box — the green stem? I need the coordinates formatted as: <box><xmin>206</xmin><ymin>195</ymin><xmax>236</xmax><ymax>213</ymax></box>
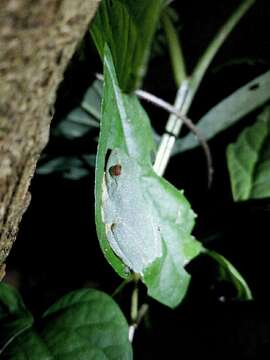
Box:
<box><xmin>153</xmin><ymin>80</ymin><xmax>191</xmax><ymax>176</ymax></box>
<box><xmin>189</xmin><ymin>0</ymin><xmax>255</xmax><ymax>107</ymax></box>
<box><xmin>112</xmin><ymin>279</ymin><xmax>130</xmax><ymax>297</ymax></box>
<box><xmin>161</xmin><ymin>11</ymin><xmax>187</xmax><ymax>87</ymax></box>
<box><xmin>130</xmin><ymin>282</ymin><xmax>139</xmax><ymax>324</ymax></box>
<box><xmin>154</xmin><ymin>0</ymin><xmax>255</xmax><ymax>176</ymax></box>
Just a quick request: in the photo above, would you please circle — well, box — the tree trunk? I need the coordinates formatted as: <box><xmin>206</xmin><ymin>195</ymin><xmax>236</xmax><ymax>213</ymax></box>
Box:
<box><xmin>0</xmin><ymin>0</ymin><xmax>100</xmax><ymax>279</ymax></box>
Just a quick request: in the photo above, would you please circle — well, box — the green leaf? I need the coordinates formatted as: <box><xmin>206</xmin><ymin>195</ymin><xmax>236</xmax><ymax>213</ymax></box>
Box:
<box><xmin>54</xmin><ymin>80</ymin><xmax>102</xmax><ymax>140</ymax></box>
<box><xmin>206</xmin><ymin>250</ymin><xmax>252</xmax><ymax>300</ymax></box>
<box><xmin>81</xmin><ymin>79</ymin><xmax>103</xmax><ymax>118</ymax></box>
<box><xmin>95</xmin><ymin>45</ymin><xmax>202</xmax><ymax>308</ymax></box>
<box><xmin>173</xmin><ymin>70</ymin><xmax>270</xmax><ymax>154</ymax></box>
<box><xmin>37</xmin><ymin>156</ymin><xmax>93</xmax><ymax>180</ymax></box>
<box><xmin>54</xmin><ymin>108</ymin><xmax>99</xmax><ymax>139</ymax></box>
<box><xmin>0</xmin><ymin>283</ymin><xmax>33</xmax><ymax>352</ymax></box>
<box><xmin>90</xmin><ymin>0</ymin><xmax>164</xmax><ymax>92</ymax></box>
<box><xmin>37</xmin><ymin>80</ymin><xmax>102</xmax><ymax>178</ymax></box>
<box><xmin>1</xmin><ymin>287</ymin><xmax>132</xmax><ymax>359</ymax></box>
<box><xmin>226</xmin><ymin>106</ymin><xmax>270</xmax><ymax>201</ymax></box>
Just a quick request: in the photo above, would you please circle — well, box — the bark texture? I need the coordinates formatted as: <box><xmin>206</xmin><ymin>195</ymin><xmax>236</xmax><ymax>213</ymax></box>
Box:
<box><xmin>0</xmin><ymin>0</ymin><xmax>100</xmax><ymax>278</ymax></box>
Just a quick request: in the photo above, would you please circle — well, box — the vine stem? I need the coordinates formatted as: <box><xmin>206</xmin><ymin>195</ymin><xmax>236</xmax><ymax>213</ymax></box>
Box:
<box><xmin>129</xmin><ymin>303</ymin><xmax>149</xmax><ymax>342</ymax></box>
<box><xmin>130</xmin><ymin>282</ymin><xmax>139</xmax><ymax>323</ymax></box>
<box><xmin>161</xmin><ymin>11</ymin><xmax>186</xmax><ymax>87</ymax></box>
<box><xmin>129</xmin><ymin>276</ymin><xmax>139</xmax><ymax>342</ymax></box>
<box><xmin>136</xmin><ymin>89</ymin><xmax>213</xmax><ymax>186</ymax></box>
<box><xmin>151</xmin><ymin>81</ymin><xmax>191</xmax><ymax>177</ymax></box>
<box><xmin>152</xmin><ymin>6</ymin><xmax>189</xmax><ymax>176</ymax></box>
<box><xmin>189</xmin><ymin>0</ymin><xmax>255</xmax><ymax>107</ymax></box>
<box><xmin>154</xmin><ymin>0</ymin><xmax>255</xmax><ymax>177</ymax></box>
<box><xmin>111</xmin><ymin>279</ymin><xmax>130</xmax><ymax>297</ymax></box>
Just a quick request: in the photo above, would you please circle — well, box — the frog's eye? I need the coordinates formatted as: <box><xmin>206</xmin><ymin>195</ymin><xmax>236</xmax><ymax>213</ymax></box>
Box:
<box><xmin>109</xmin><ymin>164</ymin><xmax>122</xmax><ymax>176</ymax></box>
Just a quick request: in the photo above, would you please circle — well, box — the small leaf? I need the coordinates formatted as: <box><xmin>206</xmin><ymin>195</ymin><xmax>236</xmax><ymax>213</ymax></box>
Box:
<box><xmin>37</xmin><ymin>156</ymin><xmax>91</xmax><ymax>180</ymax></box>
<box><xmin>54</xmin><ymin>80</ymin><xmax>102</xmax><ymax>140</ymax></box>
<box><xmin>90</xmin><ymin>0</ymin><xmax>164</xmax><ymax>92</ymax></box>
<box><xmin>54</xmin><ymin>108</ymin><xmax>99</xmax><ymax>139</ymax></box>
<box><xmin>226</xmin><ymin>106</ymin><xmax>270</xmax><ymax>201</ymax></box>
<box><xmin>0</xmin><ymin>283</ymin><xmax>33</xmax><ymax>352</ymax></box>
<box><xmin>173</xmin><ymin>70</ymin><xmax>270</xmax><ymax>154</ymax></box>
<box><xmin>1</xmin><ymin>288</ymin><xmax>132</xmax><ymax>359</ymax></box>
<box><xmin>206</xmin><ymin>250</ymin><xmax>252</xmax><ymax>300</ymax></box>
<box><xmin>95</xmin><ymin>45</ymin><xmax>202</xmax><ymax>308</ymax></box>
<box><xmin>81</xmin><ymin>79</ymin><xmax>103</xmax><ymax>118</ymax></box>
<box><xmin>37</xmin><ymin>80</ymin><xmax>102</xmax><ymax>177</ymax></box>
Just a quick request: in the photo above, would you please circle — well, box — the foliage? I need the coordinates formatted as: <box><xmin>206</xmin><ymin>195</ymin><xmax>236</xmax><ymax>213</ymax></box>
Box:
<box><xmin>227</xmin><ymin>106</ymin><xmax>270</xmax><ymax>201</ymax></box>
<box><xmin>0</xmin><ymin>284</ymin><xmax>131</xmax><ymax>359</ymax></box>
<box><xmin>90</xmin><ymin>0</ymin><xmax>165</xmax><ymax>92</ymax></box>
<box><xmin>3</xmin><ymin>0</ymin><xmax>270</xmax><ymax>358</ymax></box>
<box><xmin>173</xmin><ymin>70</ymin><xmax>270</xmax><ymax>154</ymax></box>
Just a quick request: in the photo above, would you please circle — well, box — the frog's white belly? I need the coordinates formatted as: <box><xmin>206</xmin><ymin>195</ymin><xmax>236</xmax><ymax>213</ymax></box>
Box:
<box><xmin>105</xmin><ymin>212</ymin><xmax>162</xmax><ymax>274</ymax></box>
<box><xmin>101</xmin><ymin>150</ymin><xmax>162</xmax><ymax>274</ymax></box>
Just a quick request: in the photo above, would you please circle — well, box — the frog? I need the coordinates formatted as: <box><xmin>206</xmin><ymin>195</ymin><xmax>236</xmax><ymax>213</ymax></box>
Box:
<box><xmin>101</xmin><ymin>148</ymin><xmax>162</xmax><ymax>275</ymax></box>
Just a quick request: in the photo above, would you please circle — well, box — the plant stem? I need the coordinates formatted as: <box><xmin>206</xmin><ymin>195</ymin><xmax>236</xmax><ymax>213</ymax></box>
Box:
<box><xmin>152</xmin><ymin>80</ymin><xmax>191</xmax><ymax>176</ymax></box>
<box><xmin>153</xmin><ymin>7</ymin><xmax>188</xmax><ymax>176</ymax></box>
<box><xmin>129</xmin><ymin>280</ymin><xmax>139</xmax><ymax>342</ymax></box>
<box><xmin>161</xmin><ymin>11</ymin><xmax>186</xmax><ymax>87</ymax></box>
<box><xmin>189</xmin><ymin>0</ymin><xmax>255</xmax><ymax>108</ymax></box>
<box><xmin>112</xmin><ymin>279</ymin><xmax>130</xmax><ymax>297</ymax></box>
<box><xmin>130</xmin><ymin>284</ymin><xmax>138</xmax><ymax>324</ymax></box>
<box><xmin>128</xmin><ymin>303</ymin><xmax>149</xmax><ymax>343</ymax></box>
<box><xmin>154</xmin><ymin>0</ymin><xmax>255</xmax><ymax>177</ymax></box>
<box><xmin>137</xmin><ymin>89</ymin><xmax>213</xmax><ymax>185</ymax></box>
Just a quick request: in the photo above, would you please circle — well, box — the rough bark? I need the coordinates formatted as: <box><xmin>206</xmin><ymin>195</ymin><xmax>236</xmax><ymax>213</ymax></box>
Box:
<box><xmin>0</xmin><ymin>0</ymin><xmax>100</xmax><ymax>279</ymax></box>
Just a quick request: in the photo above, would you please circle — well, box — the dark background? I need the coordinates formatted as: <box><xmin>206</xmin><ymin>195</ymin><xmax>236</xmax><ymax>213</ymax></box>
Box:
<box><xmin>4</xmin><ymin>1</ymin><xmax>270</xmax><ymax>359</ymax></box>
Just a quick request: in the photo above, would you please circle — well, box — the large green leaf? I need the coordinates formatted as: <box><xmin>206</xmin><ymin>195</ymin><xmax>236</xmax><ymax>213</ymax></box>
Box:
<box><xmin>90</xmin><ymin>0</ymin><xmax>164</xmax><ymax>92</ymax></box>
<box><xmin>95</xmin><ymin>45</ymin><xmax>202</xmax><ymax>308</ymax></box>
<box><xmin>226</xmin><ymin>106</ymin><xmax>270</xmax><ymax>201</ymax></box>
<box><xmin>173</xmin><ymin>70</ymin><xmax>270</xmax><ymax>154</ymax></box>
<box><xmin>0</xmin><ymin>285</ymin><xmax>132</xmax><ymax>359</ymax></box>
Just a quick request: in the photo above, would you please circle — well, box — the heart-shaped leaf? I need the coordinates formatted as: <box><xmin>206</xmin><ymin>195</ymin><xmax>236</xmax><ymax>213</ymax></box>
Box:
<box><xmin>95</xmin><ymin>45</ymin><xmax>202</xmax><ymax>308</ymax></box>
<box><xmin>226</xmin><ymin>106</ymin><xmax>270</xmax><ymax>201</ymax></box>
<box><xmin>0</xmin><ymin>284</ymin><xmax>132</xmax><ymax>359</ymax></box>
